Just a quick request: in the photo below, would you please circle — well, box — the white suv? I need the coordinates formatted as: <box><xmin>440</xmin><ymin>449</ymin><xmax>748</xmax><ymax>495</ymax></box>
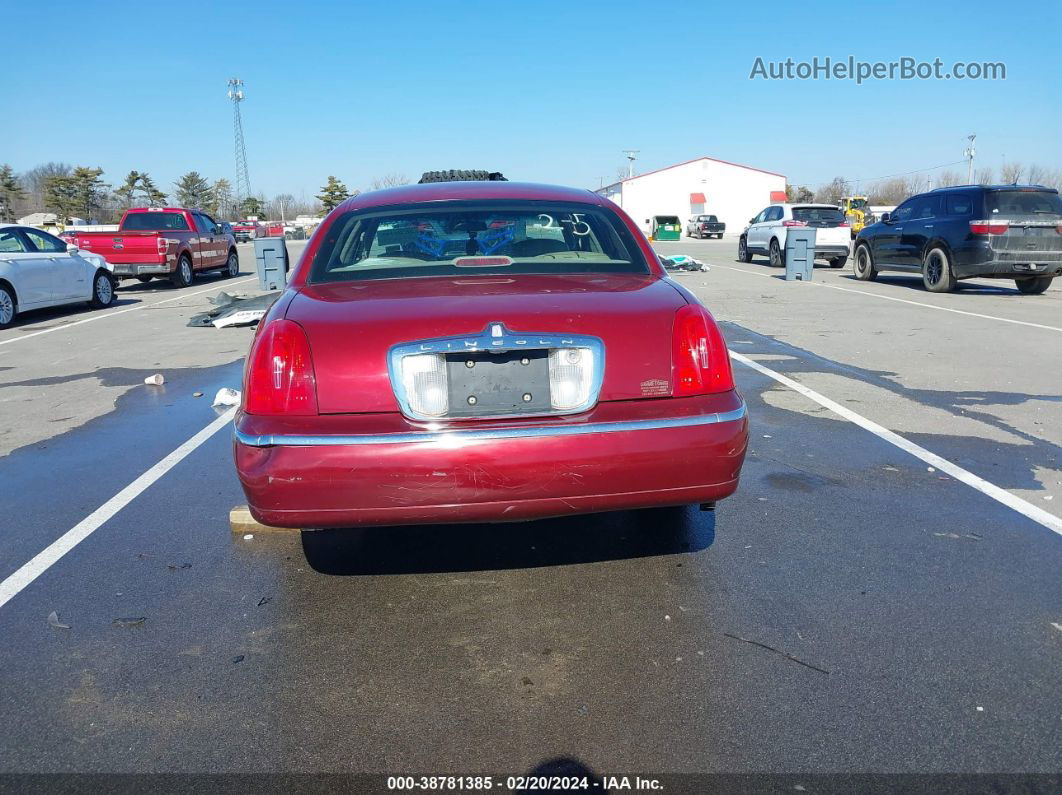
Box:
<box><xmin>738</xmin><ymin>203</ymin><xmax>851</xmax><ymax>268</ymax></box>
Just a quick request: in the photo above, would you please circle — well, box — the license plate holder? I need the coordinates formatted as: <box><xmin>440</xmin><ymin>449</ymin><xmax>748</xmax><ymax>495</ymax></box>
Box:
<box><xmin>445</xmin><ymin>350</ymin><xmax>551</xmax><ymax>417</ymax></box>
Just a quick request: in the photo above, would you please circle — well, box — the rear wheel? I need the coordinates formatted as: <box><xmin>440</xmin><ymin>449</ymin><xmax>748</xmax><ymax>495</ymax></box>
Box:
<box><xmin>769</xmin><ymin>238</ymin><xmax>784</xmax><ymax>268</ymax></box>
<box><xmin>738</xmin><ymin>236</ymin><xmax>752</xmax><ymax>263</ymax></box>
<box><xmin>89</xmin><ymin>270</ymin><xmax>115</xmax><ymax>308</ymax></box>
<box><xmin>829</xmin><ymin>256</ymin><xmax>847</xmax><ymax>268</ymax></box>
<box><xmin>1015</xmin><ymin>276</ymin><xmax>1053</xmax><ymax>295</ymax></box>
<box><xmin>922</xmin><ymin>247</ymin><xmax>956</xmax><ymax>292</ymax></box>
<box><xmin>0</xmin><ymin>284</ymin><xmax>15</xmax><ymax>329</ymax></box>
<box><xmin>854</xmin><ymin>244</ymin><xmax>877</xmax><ymax>281</ymax></box>
<box><xmin>222</xmin><ymin>250</ymin><xmax>239</xmax><ymax>278</ymax></box>
<box><xmin>171</xmin><ymin>255</ymin><xmax>193</xmax><ymax>289</ymax></box>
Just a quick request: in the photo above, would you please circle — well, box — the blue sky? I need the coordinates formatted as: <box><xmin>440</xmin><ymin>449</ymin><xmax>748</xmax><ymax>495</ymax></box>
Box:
<box><xmin>4</xmin><ymin>0</ymin><xmax>1059</xmax><ymax>198</ymax></box>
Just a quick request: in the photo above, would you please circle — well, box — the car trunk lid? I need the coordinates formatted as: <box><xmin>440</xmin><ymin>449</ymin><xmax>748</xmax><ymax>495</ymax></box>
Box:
<box><xmin>285</xmin><ymin>273</ymin><xmax>686</xmax><ymax>415</ymax></box>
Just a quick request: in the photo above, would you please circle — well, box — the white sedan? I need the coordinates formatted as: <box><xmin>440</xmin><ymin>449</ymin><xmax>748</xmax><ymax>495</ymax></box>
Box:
<box><xmin>0</xmin><ymin>224</ymin><xmax>116</xmax><ymax>329</ymax></box>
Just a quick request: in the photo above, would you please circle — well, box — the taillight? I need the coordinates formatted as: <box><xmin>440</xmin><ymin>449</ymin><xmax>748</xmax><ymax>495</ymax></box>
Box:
<box><xmin>243</xmin><ymin>319</ymin><xmax>318</xmax><ymax>415</ymax></box>
<box><xmin>838</xmin><ymin>221</ymin><xmax>850</xmax><ymax>228</ymax></box>
<box><xmin>157</xmin><ymin>237</ymin><xmax>168</xmax><ymax>256</ymax></box>
<box><xmin>1055</xmin><ymin>222</ymin><xmax>1062</xmax><ymax>235</ymax></box>
<box><xmin>782</xmin><ymin>220</ymin><xmax>807</xmax><ymax>227</ymax></box>
<box><xmin>970</xmin><ymin>220</ymin><xmax>1009</xmax><ymax>235</ymax></box>
<box><xmin>671</xmin><ymin>304</ymin><xmax>734</xmax><ymax>396</ymax></box>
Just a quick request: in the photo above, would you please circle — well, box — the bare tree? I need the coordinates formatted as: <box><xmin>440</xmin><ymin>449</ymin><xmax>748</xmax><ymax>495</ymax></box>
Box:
<box><xmin>975</xmin><ymin>167</ymin><xmax>995</xmax><ymax>185</ymax></box>
<box><xmin>814</xmin><ymin>176</ymin><xmax>848</xmax><ymax>205</ymax></box>
<box><xmin>20</xmin><ymin>162</ymin><xmax>72</xmax><ymax>214</ymax></box>
<box><xmin>1000</xmin><ymin>162</ymin><xmax>1023</xmax><ymax>184</ymax></box>
<box><xmin>369</xmin><ymin>173</ymin><xmax>410</xmax><ymax>190</ymax></box>
<box><xmin>935</xmin><ymin>170</ymin><xmax>963</xmax><ymax>187</ymax></box>
<box><xmin>867</xmin><ymin>177</ymin><xmax>919</xmax><ymax>205</ymax></box>
<box><xmin>1024</xmin><ymin>163</ymin><xmax>1049</xmax><ymax>185</ymax></box>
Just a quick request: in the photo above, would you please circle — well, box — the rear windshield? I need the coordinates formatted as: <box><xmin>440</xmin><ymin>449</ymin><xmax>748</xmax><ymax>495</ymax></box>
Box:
<box><xmin>793</xmin><ymin>207</ymin><xmax>845</xmax><ymax>224</ymax></box>
<box><xmin>986</xmin><ymin>190</ymin><xmax>1062</xmax><ymax>217</ymax></box>
<box><xmin>121</xmin><ymin>212</ymin><xmax>189</xmax><ymax>231</ymax></box>
<box><xmin>310</xmin><ymin>201</ymin><xmax>649</xmax><ymax>283</ymax></box>
<box><xmin>701</xmin><ymin>216</ymin><xmax>718</xmax><ymax>222</ymax></box>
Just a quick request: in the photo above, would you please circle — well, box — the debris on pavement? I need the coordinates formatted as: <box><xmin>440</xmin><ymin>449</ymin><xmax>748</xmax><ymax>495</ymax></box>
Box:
<box><xmin>166</xmin><ymin>562</ymin><xmax>192</xmax><ymax>570</ymax></box>
<box><xmin>243</xmin><ymin>534</ymin><xmax>254</xmax><ymax>541</ymax></box>
<box><xmin>193</xmin><ymin>392</ymin><xmax>203</xmax><ymax>397</ymax></box>
<box><xmin>143</xmin><ymin>374</ymin><xmax>165</xmax><ymax>386</ymax></box>
<box><xmin>233</xmin><ymin>655</ymin><xmax>245</xmax><ymax>664</ymax></box>
<box><xmin>47</xmin><ymin>611</ymin><xmax>70</xmax><ymax>630</ymax></box>
<box><xmin>257</xmin><ymin>597</ymin><xmax>271</xmax><ymax>607</ymax></box>
<box><xmin>112</xmin><ymin>617</ymin><xmax>147</xmax><ymax>628</ymax></box>
<box><xmin>724</xmin><ymin>632</ymin><xmax>830</xmax><ymax>675</ymax></box>
<box><xmin>1051</xmin><ymin>622</ymin><xmax>1062</xmax><ymax>633</ymax></box>
<box><xmin>213</xmin><ymin>388</ymin><xmax>241</xmax><ymax>407</ymax></box>
<box><xmin>188</xmin><ymin>291</ymin><xmax>280</xmax><ymax>329</ymax></box>
<box><xmin>660</xmin><ymin>254</ymin><xmax>710</xmax><ymax>273</ymax></box>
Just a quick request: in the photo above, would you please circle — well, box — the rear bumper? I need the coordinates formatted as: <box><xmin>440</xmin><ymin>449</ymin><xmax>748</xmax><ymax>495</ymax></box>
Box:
<box><xmin>233</xmin><ymin>392</ymin><xmax>749</xmax><ymax>528</ymax></box>
<box><xmin>112</xmin><ymin>263</ymin><xmax>171</xmax><ymax>277</ymax></box>
<box><xmin>814</xmin><ymin>245</ymin><xmax>850</xmax><ymax>258</ymax></box>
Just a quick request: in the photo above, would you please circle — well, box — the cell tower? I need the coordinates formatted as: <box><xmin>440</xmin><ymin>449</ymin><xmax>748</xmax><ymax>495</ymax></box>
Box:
<box><xmin>227</xmin><ymin>78</ymin><xmax>252</xmax><ymax>214</ymax></box>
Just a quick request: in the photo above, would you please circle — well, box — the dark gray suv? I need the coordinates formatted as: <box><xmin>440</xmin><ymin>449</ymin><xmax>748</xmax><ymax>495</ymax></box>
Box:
<box><xmin>852</xmin><ymin>185</ymin><xmax>1062</xmax><ymax>293</ymax></box>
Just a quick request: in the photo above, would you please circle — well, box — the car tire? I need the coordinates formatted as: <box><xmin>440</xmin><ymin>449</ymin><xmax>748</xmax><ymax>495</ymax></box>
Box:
<box><xmin>716</xmin><ymin>234</ymin><xmax>723</xmax><ymax>239</ymax></box>
<box><xmin>738</xmin><ymin>236</ymin><xmax>753</xmax><ymax>263</ymax></box>
<box><xmin>89</xmin><ymin>270</ymin><xmax>116</xmax><ymax>309</ymax></box>
<box><xmin>222</xmin><ymin>250</ymin><xmax>239</xmax><ymax>279</ymax></box>
<box><xmin>854</xmin><ymin>244</ymin><xmax>878</xmax><ymax>281</ymax></box>
<box><xmin>1015</xmin><ymin>276</ymin><xmax>1053</xmax><ymax>295</ymax></box>
<box><xmin>0</xmin><ymin>283</ymin><xmax>16</xmax><ymax>329</ymax></box>
<box><xmin>829</xmin><ymin>256</ymin><xmax>847</xmax><ymax>268</ymax></box>
<box><xmin>922</xmin><ymin>246</ymin><xmax>956</xmax><ymax>292</ymax></box>
<box><xmin>171</xmin><ymin>255</ymin><xmax>194</xmax><ymax>289</ymax></box>
<box><xmin>769</xmin><ymin>238</ymin><xmax>785</xmax><ymax>268</ymax></box>
<box><xmin>137</xmin><ymin>275</ymin><xmax>153</xmax><ymax>283</ymax></box>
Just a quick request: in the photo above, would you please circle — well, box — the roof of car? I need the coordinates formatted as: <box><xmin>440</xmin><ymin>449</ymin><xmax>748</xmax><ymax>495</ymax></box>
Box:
<box><xmin>336</xmin><ymin>181</ymin><xmax>605</xmax><ymax>213</ymax></box>
<box><xmin>928</xmin><ymin>184</ymin><xmax>1057</xmax><ymax>193</ymax></box>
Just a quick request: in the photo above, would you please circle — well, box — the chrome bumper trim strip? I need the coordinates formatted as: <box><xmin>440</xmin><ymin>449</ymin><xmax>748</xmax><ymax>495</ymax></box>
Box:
<box><xmin>234</xmin><ymin>403</ymin><xmax>747</xmax><ymax>447</ymax></box>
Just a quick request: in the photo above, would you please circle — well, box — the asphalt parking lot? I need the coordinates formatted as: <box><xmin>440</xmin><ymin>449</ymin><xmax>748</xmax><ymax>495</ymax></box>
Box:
<box><xmin>0</xmin><ymin>238</ymin><xmax>1059</xmax><ymax>776</ymax></box>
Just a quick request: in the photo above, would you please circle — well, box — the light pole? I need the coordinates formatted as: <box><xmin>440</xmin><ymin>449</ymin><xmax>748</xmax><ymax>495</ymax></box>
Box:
<box><xmin>623</xmin><ymin>150</ymin><xmax>639</xmax><ymax>179</ymax></box>
<box><xmin>964</xmin><ymin>134</ymin><xmax>976</xmax><ymax>184</ymax></box>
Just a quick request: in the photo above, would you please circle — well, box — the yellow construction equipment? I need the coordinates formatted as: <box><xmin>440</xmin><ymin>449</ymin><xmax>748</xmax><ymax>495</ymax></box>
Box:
<box><xmin>839</xmin><ymin>196</ymin><xmax>871</xmax><ymax>238</ymax></box>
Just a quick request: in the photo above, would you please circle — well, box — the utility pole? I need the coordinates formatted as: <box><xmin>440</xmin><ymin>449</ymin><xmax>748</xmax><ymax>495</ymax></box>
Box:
<box><xmin>964</xmin><ymin>134</ymin><xmax>976</xmax><ymax>184</ymax></box>
<box><xmin>623</xmin><ymin>150</ymin><xmax>639</xmax><ymax>179</ymax></box>
<box><xmin>227</xmin><ymin>78</ymin><xmax>252</xmax><ymax>217</ymax></box>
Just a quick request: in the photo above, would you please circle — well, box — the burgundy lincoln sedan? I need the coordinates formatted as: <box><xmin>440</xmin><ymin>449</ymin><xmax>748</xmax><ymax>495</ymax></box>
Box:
<box><xmin>233</xmin><ymin>179</ymin><xmax>748</xmax><ymax>527</ymax></box>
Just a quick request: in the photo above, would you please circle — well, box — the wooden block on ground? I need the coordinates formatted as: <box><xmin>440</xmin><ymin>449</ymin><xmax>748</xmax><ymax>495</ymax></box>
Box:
<box><xmin>229</xmin><ymin>505</ymin><xmax>298</xmax><ymax>534</ymax></box>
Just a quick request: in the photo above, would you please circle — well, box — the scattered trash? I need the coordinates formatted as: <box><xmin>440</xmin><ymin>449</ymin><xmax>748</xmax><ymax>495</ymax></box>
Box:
<box><xmin>243</xmin><ymin>533</ymin><xmax>253</xmax><ymax>541</ymax></box>
<box><xmin>112</xmin><ymin>617</ymin><xmax>147</xmax><ymax>628</ymax></box>
<box><xmin>576</xmin><ymin>704</ymin><xmax>589</xmax><ymax>717</ymax></box>
<box><xmin>883</xmin><ymin>466</ymin><xmax>899</xmax><ymax>472</ymax></box>
<box><xmin>664</xmin><ymin>614</ymin><xmax>671</xmax><ymax>622</ymax></box>
<box><xmin>1050</xmin><ymin>622</ymin><xmax>1062</xmax><ymax>633</ymax></box>
<box><xmin>762</xmin><ymin>434</ymin><xmax>772</xmax><ymax>439</ymax></box>
<box><xmin>724</xmin><ymin>632</ymin><xmax>830</xmax><ymax>675</ymax></box>
<box><xmin>542</xmin><ymin>647</ymin><xmax>551</xmax><ymax>656</ymax></box>
<box><xmin>927</xmin><ymin>466</ymin><xmax>936</xmax><ymax>472</ymax></box>
<box><xmin>257</xmin><ymin>596</ymin><xmax>271</xmax><ymax>607</ymax></box>
<box><xmin>188</xmin><ymin>291</ymin><xmax>280</xmax><ymax>329</ymax></box>
<box><xmin>233</xmin><ymin>655</ymin><xmax>245</xmax><ymax>664</ymax></box>
<box><xmin>660</xmin><ymin>254</ymin><xmax>710</xmax><ymax>273</ymax></box>
<box><xmin>47</xmin><ymin>611</ymin><xmax>70</xmax><ymax>630</ymax></box>
<box><xmin>976</xmin><ymin>706</ymin><xmax>984</xmax><ymax>712</ymax></box>
<box><xmin>143</xmin><ymin>374</ymin><xmax>165</xmax><ymax>386</ymax></box>
<box><xmin>1044</xmin><ymin>495</ymin><xmax>1054</xmax><ymax>501</ymax></box>
<box><xmin>521</xmin><ymin>676</ymin><xmax>533</xmax><ymax>686</ymax></box>
<box><xmin>167</xmin><ymin>562</ymin><xmax>192</xmax><ymax>570</ymax></box>
<box><xmin>933</xmin><ymin>532</ymin><xmax>981</xmax><ymax>541</ymax></box>
<box><xmin>193</xmin><ymin>392</ymin><xmax>203</xmax><ymax>398</ymax></box>
<box><xmin>213</xmin><ymin>388</ymin><xmax>241</xmax><ymax>407</ymax></box>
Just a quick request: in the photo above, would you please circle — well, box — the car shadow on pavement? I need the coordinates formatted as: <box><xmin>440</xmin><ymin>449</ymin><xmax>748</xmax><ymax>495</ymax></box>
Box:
<box><xmin>300</xmin><ymin>506</ymin><xmax>715</xmax><ymax>575</ymax></box>
<box><xmin>838</xmin><ymin>273</ymin><xmax>1023</xmax><ymax>295</ymax></box>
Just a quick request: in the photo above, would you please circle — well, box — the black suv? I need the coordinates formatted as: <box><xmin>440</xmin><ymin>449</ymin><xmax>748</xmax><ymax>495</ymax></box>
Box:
<box><xmin>853</xmin><ymin>185</ymin><xmax>1062</xmax><ymax>294</ymax></box>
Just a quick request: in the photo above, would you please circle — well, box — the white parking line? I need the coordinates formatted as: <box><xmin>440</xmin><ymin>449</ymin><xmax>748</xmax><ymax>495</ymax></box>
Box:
<box><xmin>0</xmin><ymin>276</ymin><xmax>257</xmax><ymax>347</ymax></box>
<box><xmin>730</xmin><ymin>350</ymin><xmax>1062</xmax><ymax>536</ymax></box>
<box><xmin>710</xmin><ymin>263</ymin><xmax>1062</xmax><ymax>333</ymax></box>
<box><xmin>0</xmin><ymin>408</ymin><xmax>238</xmax><ymax>611</ymax></box>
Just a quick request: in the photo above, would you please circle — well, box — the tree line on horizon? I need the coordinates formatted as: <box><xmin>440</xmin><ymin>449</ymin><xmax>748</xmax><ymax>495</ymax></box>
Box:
<box><xmin>0</xmin><ymin>164</ymin><xmax>414</xmax><ymax>225</ymax></box>
<box><xmin>788</xmin><ymin>163</ymin><xmax>1062</xmax><ymax>207</ymax></box>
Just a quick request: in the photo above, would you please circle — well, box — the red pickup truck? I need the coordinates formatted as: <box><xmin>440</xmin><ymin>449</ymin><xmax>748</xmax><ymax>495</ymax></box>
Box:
<box><xmin>69</xmin><ymin>207</ymin><xmax>239</xmax><ymax>288</ymax></box>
